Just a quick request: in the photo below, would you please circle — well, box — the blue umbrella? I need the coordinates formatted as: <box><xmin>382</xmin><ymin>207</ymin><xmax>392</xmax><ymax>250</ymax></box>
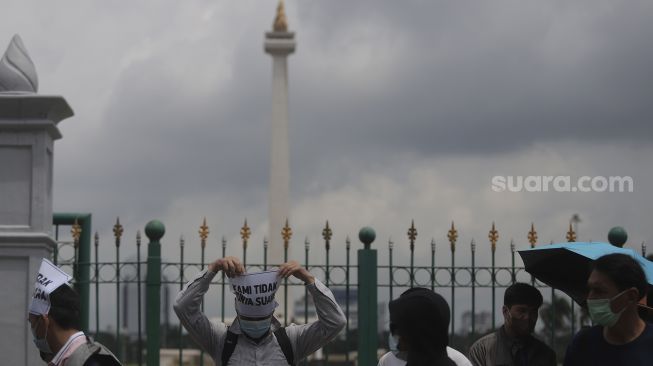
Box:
<box><xmin>518</xmin><ymin>242</ymin><xmax>653</xmax><ymax>306</ymax></box>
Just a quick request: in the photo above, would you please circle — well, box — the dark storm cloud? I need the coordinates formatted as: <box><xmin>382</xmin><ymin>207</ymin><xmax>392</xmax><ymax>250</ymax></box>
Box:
<box><xmin>70</xmin><ymin>0</ymin><xmax>653</xmax><ymax>204</ymax></box>
<box><xmin>290</xmin><ymin>0</ymin><xmax>653</xmax><ymax>162</ymax></box>
<box><xmin>88</xmin><ymin>30</ymin><xmax>275</xmax><ymax>209</ymax></box>
<box><xmin>0</xmin><ymin>0</ymin><xmax>635</xmax><ymax>235</ymax></box>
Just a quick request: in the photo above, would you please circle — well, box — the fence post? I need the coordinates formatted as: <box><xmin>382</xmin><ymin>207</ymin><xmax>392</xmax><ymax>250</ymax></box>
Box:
<box><xmin>145</xmin><ymin>220</ymin><xmax>165</xmax><ymax>366</ymax></box>
<box><xmin>53</xmin><ymin>212</ymin><xmax>92</xmax><ymax>333</ymax></box>
<box><xmin>357</xmin><ymin>227</ymin><xmax>377</xmax><ymax>366</ymax></box>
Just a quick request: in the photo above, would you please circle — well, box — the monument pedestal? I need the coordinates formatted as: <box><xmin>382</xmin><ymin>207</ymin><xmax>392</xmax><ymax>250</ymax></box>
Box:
<box><xmin>0</xmin><ymin>94</ymin><xmax>73</xmax><ymax>366</ymax></box>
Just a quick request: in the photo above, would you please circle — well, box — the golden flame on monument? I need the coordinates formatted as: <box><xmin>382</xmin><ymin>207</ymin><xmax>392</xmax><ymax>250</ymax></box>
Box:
<box><xmin>273</xmin><ymin>0</ymin><xmax>288</xmax><ymax>32</ymax></box>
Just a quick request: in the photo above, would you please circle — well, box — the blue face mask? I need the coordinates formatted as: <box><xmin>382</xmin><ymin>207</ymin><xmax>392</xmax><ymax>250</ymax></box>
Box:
<box><xmin>239</xmin><ymin>317</ymin><xmax>272</xmax><ymax>339</ymax></box>
<box><xmin>388</xmin><ymin>333</ymin><xmax>407</xmax><ymax>360</ymax></box>
<box><xmin>30</xmin><ymin>317</ymin><xmax>52</xmax><ymax>354</ymax></box>
<box><xmin>587</xmin><ymin>289</ymin><xmax>629</xmax><ymax>327</ymax></box>
<box><xmin>388</xmin><ymin>333</ymin><xmax>399</xmax><ymax>352</ymax></box>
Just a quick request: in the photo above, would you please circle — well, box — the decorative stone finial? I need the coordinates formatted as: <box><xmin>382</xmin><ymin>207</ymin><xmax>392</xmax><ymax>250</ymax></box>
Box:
<box><xmin>145</xmin><ymin>220</ymin><xmax>166</xmax><ymax>241</ymax></box>
<box><xmin>273</xmin><ymin>0</ymin><xmax>288</xmax><ymax>32</ymax></box>
<box><xmin>608</xmin><ymin>226</ymin><xmax>627</xmax><ymax>247</ymax></box>
<box><xmin>0</xmin><ymin>34</ymin><xmax>38</xmax><ymax>93</ymax></box>
<box><xmin>359</xmin><ymin>227</ymin><xmax>376</xmax><ymax>249</ymax></box>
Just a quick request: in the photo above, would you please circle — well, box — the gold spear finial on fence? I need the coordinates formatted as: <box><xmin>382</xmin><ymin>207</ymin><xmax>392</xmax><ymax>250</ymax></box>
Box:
<box><xmin>528</xmin><ymin>223</ymin><xmax>538</xmax><ymax>248</ymax></box>
<box><xmin>407</xmin><ymin>220</ymin><xmax>417</xmax><ymax>250</ymax></box>
<box><xmin>566</xmin><ymin>222</ymin><xmax>576</xmax><ymax>242</ymax></box>
<box><xmin>113</xmin><ymin>217</ymin><xmax>123</xmax><ymax>247</ymax></box>
<box><xmin>489</xmin><ymin>222</ymin><xmax>499</xmax><ymax>252</ymax></box>
<box><xmin>199</xmin><ymin>217</ymin><xmax>209</xmax><ymax>249</ymax></box>
<box><xmin>240</xmin><ymin>219</ymin><xmax>251</xmax><ymax>249</ymax></box>
<box><xmin>281</xmin><ymin>218</ymin><xmax>293</xmax><ymax>249</ymax></box>
<box><xmin>322</xmin><ymin>221</ymin><xmax>332</xmax><ymax>250</ymax></box>
<box><xmin>71</xmin><ymin>218</ymin><xmax>82</xmax><ymax>248</ymax></box>
<box><xmin>448</xmin><ymin>221</ymin><xmax>458</xmax><ymax>253</ymax></box>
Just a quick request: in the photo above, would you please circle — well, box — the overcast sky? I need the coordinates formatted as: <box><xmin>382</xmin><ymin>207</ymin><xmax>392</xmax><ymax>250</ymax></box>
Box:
<box><xmin>3</xmin><ymin>0</ymin><xmax>653</xmax><ymax>330</ymax></box>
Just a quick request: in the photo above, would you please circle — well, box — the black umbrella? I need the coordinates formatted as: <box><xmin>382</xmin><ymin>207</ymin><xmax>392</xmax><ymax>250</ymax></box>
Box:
<box><xmin>519</xmin><ymin>242</ymin><xmax>653</xmax><ymax>306</ymax></box>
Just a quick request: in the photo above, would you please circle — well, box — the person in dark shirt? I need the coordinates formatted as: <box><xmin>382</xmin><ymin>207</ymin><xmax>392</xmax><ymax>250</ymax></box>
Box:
<box><xmin>563</xmin><ymin>253</ymin><xmax>653</xmax><ymax>366</ymax></box>
<box><xmin>468</xmin><ymin>283</ymin><xmax>556</xmax><ymax>366</ymax></box>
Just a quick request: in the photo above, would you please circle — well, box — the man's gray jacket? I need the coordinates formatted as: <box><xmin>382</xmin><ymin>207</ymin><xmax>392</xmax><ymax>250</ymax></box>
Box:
<box><xmin>468</xmin><ymin>326</ymin><xmax>556</xmax><ymax>366</ymax></box>
<box><xmin>64</xmin><ymin>339</ymin><xmax>122</xmax><ymax>366</ymax></box>
<box><xmin>173</xmin><ymin>270</ymin><xmax>347</xmax><ymax>365</ymax></box>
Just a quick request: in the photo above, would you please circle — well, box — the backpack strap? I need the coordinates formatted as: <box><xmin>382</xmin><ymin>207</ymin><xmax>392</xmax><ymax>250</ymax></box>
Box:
<box><xmin>69</xmin><ymin>337</ymin><xmax>122</xmax><ymax>366</ymax></box>
<box><xmin>273</xmin><ymin>327</ymin><xmax>295</xmax><ymax>366</ymax></box>
<box><xmin>222</xmin><ymin>327</ymin><xmax>294</xmax><ymax>366</ymax></box>
<box><xmin>221</xmin><ymin>330</ymin><xmax>239</xmax><ymax>366</ymax></box>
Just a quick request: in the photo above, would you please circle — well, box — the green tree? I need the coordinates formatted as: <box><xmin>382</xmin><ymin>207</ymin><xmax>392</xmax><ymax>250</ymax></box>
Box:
<box><xmin>538</xmin><ymin>294</ymin><xmax>584</xmax><ymax>361</ymax></box>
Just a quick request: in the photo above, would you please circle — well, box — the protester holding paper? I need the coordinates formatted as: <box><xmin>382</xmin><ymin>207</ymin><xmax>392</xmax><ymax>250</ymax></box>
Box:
<box><xmin>174</xmin><ymin>256</ymin><xmax>346</xmax><ymax>365</ymax></box>
<box><xmin>27</xmin><ymin>259</ymin><xmax>121</xmax><ymax>366</ymax></box>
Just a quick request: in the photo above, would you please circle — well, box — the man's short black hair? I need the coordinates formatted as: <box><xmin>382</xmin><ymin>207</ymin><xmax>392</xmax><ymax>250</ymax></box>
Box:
<box><xmin>48</xmin><ymin>284</ymin><xmax>81</xmax><ymax>330</ymax></box>
<box><xmin>593</xmin><ymin>253</ymin><xmax>648</xmax><ymax>300</ymax></box>
<box><xmin>504</xmin><ymin>282</ymin><xmax>543</xmax><ymax>308</ymax></box>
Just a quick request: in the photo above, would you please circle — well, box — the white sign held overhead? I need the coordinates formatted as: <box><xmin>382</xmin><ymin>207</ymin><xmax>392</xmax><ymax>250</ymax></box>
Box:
<box><xmin>229</xmin><ymin>270</ymin><xmax>280</xmax><ymax>317</ymax></box>
<box><xmin>29</xmin><ymin>258</ymin><xmax>73</xmax><ymax>315</ymax></box>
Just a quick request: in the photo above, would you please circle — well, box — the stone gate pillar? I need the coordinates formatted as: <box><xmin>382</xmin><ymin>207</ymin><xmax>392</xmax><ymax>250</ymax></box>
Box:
<box><xmin>0</xmin><ymin>34</ymin><xmax>74</xmax><ymax>366</ymax></box>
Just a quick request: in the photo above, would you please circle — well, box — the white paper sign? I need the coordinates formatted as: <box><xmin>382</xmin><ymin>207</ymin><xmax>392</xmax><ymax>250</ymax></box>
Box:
<box><xmin>29</xmin><ymin>258</ymin><xmax>73</xmax><ymax>315</ymax></box>
<box><xmin>229</xmin><ymin>270</ymin><xmax>280</xmax><ymax>317</ymax></box>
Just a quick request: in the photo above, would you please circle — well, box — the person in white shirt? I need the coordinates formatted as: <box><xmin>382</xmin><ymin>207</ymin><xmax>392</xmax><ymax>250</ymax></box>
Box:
<box><xmin>28</xmin><ymin>259</ymin><xmax>121</xmax><ymax>366</ymax></box>
<box><xmin>174</xmin><ymin>256</ymin><xmax>347</xmax><ymax>365</ymax></box>
<box><xmin>378</xmin><ymin>347</ymin><xmax>472</xmax><ymax>366</ymax></box>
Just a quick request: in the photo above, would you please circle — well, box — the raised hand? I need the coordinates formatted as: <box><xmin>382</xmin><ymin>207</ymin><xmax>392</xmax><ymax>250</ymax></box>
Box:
<box><xmin>278</xmin><ymin>260</ymin><xmax>315</xmax><ymax>285</ymax></box>
<box><xmin>207</xmin><ymin>256</ymin><xmax>245</xmax><ymax>277</ymax></box>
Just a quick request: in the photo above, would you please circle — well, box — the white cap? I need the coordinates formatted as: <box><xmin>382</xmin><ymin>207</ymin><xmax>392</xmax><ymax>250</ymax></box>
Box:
<box><xmin>29</xmin><ymin>258</ymin><xmax>72</xmax><ymax>315</ymax></box>
<box><xmin>229</xmin><ymin>270</ymin><xmax>280</xmax><ymax>317</ymax></box>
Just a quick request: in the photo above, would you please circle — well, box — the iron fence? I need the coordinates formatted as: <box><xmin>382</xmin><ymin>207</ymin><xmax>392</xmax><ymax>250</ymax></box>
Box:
<box><xmin>52</xmin><ymin>215</ymin><xmax>647</xmax><ymax>366</ymax></box>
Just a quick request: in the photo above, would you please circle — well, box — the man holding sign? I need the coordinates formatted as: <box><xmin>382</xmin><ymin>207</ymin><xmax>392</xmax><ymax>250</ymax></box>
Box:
<box><xmin>174</xmin><ymin>256</ymin><xmax>346</xmax><ymax>365</ymax></box>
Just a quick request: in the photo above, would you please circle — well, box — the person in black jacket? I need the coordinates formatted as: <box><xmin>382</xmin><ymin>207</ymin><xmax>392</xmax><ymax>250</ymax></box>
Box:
<box><xmin>388</xmin><ymin>287</ymin><xmax>457</xmax><ymax>366</ymax></box>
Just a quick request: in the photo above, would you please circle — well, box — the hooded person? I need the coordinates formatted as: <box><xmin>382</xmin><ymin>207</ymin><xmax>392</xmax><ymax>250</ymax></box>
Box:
<box><xmin>385</xmin><ymin>288</ymin><xmax>460</xmax><ymax>366</ymax></box>
<box><xmin>28</xmin><ymin>258</ymin><xmax>121</xmax><ymax>366</ymax></box>
<box><xmin>173</xmin><ymin>256</ymin><xmax>346</xmax><ymax>365</ymax></box>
